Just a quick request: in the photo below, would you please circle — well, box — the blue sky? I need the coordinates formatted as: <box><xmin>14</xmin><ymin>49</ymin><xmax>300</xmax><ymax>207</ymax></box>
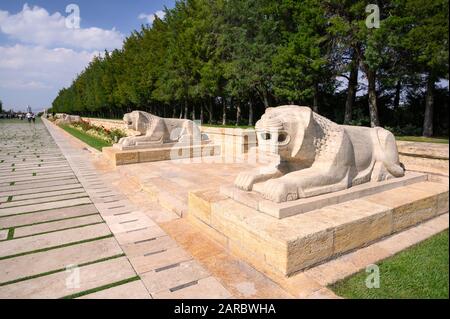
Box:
<box><xmin>0</xmin><ymin>1</ymin><xmax>175</xmax><ymax>112</ymax></box>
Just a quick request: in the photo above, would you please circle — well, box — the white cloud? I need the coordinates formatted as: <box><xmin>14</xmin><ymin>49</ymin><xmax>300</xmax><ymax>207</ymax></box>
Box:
<box><xmin>0</xmin><ymin>45</ymin><xmax>100</xmax><ymax>108</ymax></box>
<box><xmin>0</xmin><ymin>4</ymin><xmax>123</xmax><ymax>50</ymax></box>
<box><xmin>138</xmin><ymin>10</ymin><xmax>165</xmax><ymax>25</ymax></box>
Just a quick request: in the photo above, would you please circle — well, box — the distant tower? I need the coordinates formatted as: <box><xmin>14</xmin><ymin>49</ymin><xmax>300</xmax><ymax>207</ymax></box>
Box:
<box><xmin>27</xmin><ymin>105</ymin><xmax>32</xmax><ymax>113</ymax></box>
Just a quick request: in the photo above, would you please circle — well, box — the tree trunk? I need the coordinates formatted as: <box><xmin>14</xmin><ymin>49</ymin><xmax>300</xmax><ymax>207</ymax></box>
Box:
<box><xmin>262</xmin><ymin>90</ymin><xmax>270</xmax><ymax>109</ymax></box>
<box><xmin>184</xmin><ymin>100</ymin><xmax>188</xmax><ymax>120</ymax></box>
<box><xmin>393</xmin><ymin>80</ymin><xmax>401</xmax><ymax>109</ymax></box>
<box><xmin>179</xmin><ymin>104</ymin><xmax>183</xmax><ymax>119</ymax></box>
<box><xmin>222</xmin><ymin>99</ymin><xmax>226</xmax><ymax>125</ymax></box>
<box><xmin>248</xmin><ymin>99</ymin><xmax>254</xmax><ymax>126</ymax></box>
<box><xmin>192</xmin><ymin>104</ymin><xmax>196</xmax><ymax>120</ymax></box>
<box><xmin>236</xmin><ymin>101</ymin><xmax>241</xmax><ymax>126</ymax></box>
<box><xmin>367</xmin><ymin>69</ymin><xmax>380</xmax><ymax>127</ymax></box>
<box><xmin>313</xmin><ymin>83</ymin><xmax>319</xmax><ymax>114</ymax></box>
<box><xmin>423</xmin><ymin>74</ymin><xmax>435</xmax><ymax>137</ymax></box>
<box><xmin>344</xmin><ymin>55</ymin><xmax>359</xmax><ymax>124</ymax></box>
<box><xmin>208</xmin><ymin>99</ymin><xmax>213</xmax><ymax>124</ymax></box>
<box><xmin>200</xmin><ymin>103</ymin><xmax>204</xmax><ymax>124</ymax></box>
<box><xmin>172</xmin><ymin>105</ymin><xmax>176</xmax><ymax>118</ymax></box>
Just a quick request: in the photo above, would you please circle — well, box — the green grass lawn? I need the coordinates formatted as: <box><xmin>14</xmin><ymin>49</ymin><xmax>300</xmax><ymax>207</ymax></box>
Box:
<box><xmin>59</xmin><ymin>124</ymin><xmax>111</xmax><ymax>151</ymax></box>
<box><xmin>330</xmin><ymin>230</ymin><xmax>449</xmax><ymax>299</ymax></box>
<box><xmin>396</xmin><ymin>136</ymin><xmax>449</xmax><ymax>144</ymax></box>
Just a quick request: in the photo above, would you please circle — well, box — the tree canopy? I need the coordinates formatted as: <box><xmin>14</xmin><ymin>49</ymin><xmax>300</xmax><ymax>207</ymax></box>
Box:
<box><xmin>51</xmin><ymin>0</ymin><xmax>449</xmax><ymax>136</ymax></box>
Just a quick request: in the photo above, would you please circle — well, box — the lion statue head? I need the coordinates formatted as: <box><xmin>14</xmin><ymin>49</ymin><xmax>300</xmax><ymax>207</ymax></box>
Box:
<box><xmin>123</xmin><ymin>111</ymin><xmax>155</xmax><ymax>135</ymax></box>
<box><xmin>256</xmin><ymin>106</ymin><xmax>318</xmax><ymax>164</ymax></box>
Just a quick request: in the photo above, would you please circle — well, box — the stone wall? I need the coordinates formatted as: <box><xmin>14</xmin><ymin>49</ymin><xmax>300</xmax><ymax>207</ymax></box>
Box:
<box><xmin>200</xmin><ymin>126</ymin><xmax>258</xmax><ymax>156</ymax></box>
<box><xmin>397</xmin><ymin>141</ymin><xmax>449</xmax><ymax>179</ymax></box>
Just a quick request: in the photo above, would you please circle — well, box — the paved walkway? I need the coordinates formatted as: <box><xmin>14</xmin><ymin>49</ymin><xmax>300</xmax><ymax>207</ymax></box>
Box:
<box><xmin>1</xmin><ymin>119</ymin><xmax>448</xmax><ymax>299</ymax></box>
<box><xmin>0</xmin><ymin>119</ymin><xmax>230</xmax><ymax>299</ymax></box>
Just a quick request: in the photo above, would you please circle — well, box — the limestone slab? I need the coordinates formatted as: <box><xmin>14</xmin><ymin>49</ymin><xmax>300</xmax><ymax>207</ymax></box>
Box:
<box><xmin>152</xmin><ymin>277</ymin><xmax>231</xmax><ymax>299</ymax></box>
<box><xmin>0</xmin><ymin>192</ymin><xmax>88</xmax><ymax>209</ymax></box>
<box><xmin>113</xmin><ymin>225</ymin><xmax>167</xmax><ymax>245</ymax></box>
<box><xmin>0</xmin><ymin>223</ymin><xmax>111</xmax><ymax>258</ymax></box>
<box><xmin>0</xmin><ymin>237</ymin><xmax>122</xmax><ymax>284</ymax></box>
<box><xmin>0</xmin><ymin>204</ymin><xmax>98</xmax><ymax>228</ymax></box>
<box><xmin>141</xmin><ymin>260</ymin><xmax>210</xmax><ymax>294</ymax></box>
<box><xmin>103</xmin><ymin>143</ymin><xmax>221</xmax><ymax>166</ymax></box>
<box><xmin>4</xmin><ymin>187</ymin><xmax>85</xmax><ymax>202</ymax></box>
<box><xmin>79</xmin><ymin>280</ymin><xmax>151</xmax><ymax>299</ymax></box>
<box><xmin>0</xmin><ymin>197</ymin><xmax>92</xmax><ymax>217</ymax></box>
<box><xmin>189</xmin><ymin>179</ymin><xmax>447</xmax><ymax>276</ymax></box>
<box><xmin>223</xmin><ymin>172</ymin><xmax>427</xmax><ymax>219</ymax></box>
<box><xmin>0</xmin><ymin>182</ymin><xmax>82</xmax><ymax>197</ymax></box>
<box><xmin>129</xmin><ymin>247</ymin><xmax>192</xmax><ymax>274</ymax></box>
<box><xmin>14</xmin><ymin>214</ymin><xmax>103</xmax><ymax>238</ymax></box>
<box><xmin>0</xmin><ymin>229</ymin><xmax>7</xmax><ymax>240</ymax></box>
<box><xmin>0</xmin><ymin>257</ymin><xmax>136</xmax><ymax>299</ymax></box>
<box><xmin>122</xmin><ymin>235</ymin><xmax>178</xmax><ymax>257</ymax></box>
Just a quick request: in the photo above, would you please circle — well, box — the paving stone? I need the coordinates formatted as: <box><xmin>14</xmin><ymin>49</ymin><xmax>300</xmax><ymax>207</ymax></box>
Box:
<box><xmin>152</xmin><ymin>277</ymin><xmax>232</xmax><ymax>299</ymax></box>
<box><xmin>141</xmin><ymin>260</ymin><xmax>210</xmax><ymax>294</ymax></box>
<box><xmin>0</xmin><ymin>197</ymin><xmax>92</xmax><ymax>217</ymax></box>
<box><xmin>0</xmin><ymin>223</ymin><xmax>111</xmax><ymax>258</ymax></box>
<box><xmin>113</xmin><ymin>225</ymin><xmax>167</xmax><ymax>245</ymax></box>
<box><xmin>14</xmin><ymin>214</ymin><xmax>104</xmax><ymax>238</ymax></box>
<box><xmin>0</xmin><ymin>204</ymin><xmax>98</xmax><ymax>228</ymax></box>
<box><xmin>122</xmin><ymin>235</ymin><xmax>178</xmax><ymax>258</ymax></box>
<box><xmin>104</xmin><ymin>211</ymin><xmax>157</xmax><ymax>234</ymax></box>
<box><xmin>0</xmin><ymin>178</ymin><xmax>79</xmax><ymax>193</ymax></box>
<box><xmin>0</xmin><ymin>229</ymin><xmax>8</xmax><ymax>240</ymax></box>
<box><xmin>0</xmin><ymin>192</ymin><xmax>88</xmax><ymax>209</ymax></box>
<box><xmin>0</xmin><ymin>237</ymin><xmax>122</xmax><ymax>284</ymax></box>
<box><xmin>0</xmin><ymin>257</ymin><xmax>136</xmax><ymax>299</ymax></box>
<box><xmin>78</xmin><ymin>280</ymin><xmax>151</xmax><ymax>299</ymax></box>
<box><xmin>5</xmin><ymin>187</ymin><xmax>85</xmax><ymax>202</ymax></box>
<box><xmin>129</xmin><ymin>247</ymin><xmax>192</xmax><ymax>274</ymax></box>
<box><xmin>0</xmin><ymin>182</ymin><xmax>82</xmax><ymax>197</ymax></box>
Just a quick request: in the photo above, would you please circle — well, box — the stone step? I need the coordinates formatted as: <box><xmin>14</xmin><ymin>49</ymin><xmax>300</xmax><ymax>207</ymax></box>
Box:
<box><xmin>189</xmin><ymin>180</ymin><xmax>449</xmax><ymax>277</ymax></box>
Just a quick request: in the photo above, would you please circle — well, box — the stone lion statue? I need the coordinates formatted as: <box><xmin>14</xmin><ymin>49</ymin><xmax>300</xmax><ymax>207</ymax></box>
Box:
<box><xmin>235</xmin><ymin>105</ymin><xmax>405</xmax><ymax>203</ymax></box>
<box><xmin>117</xmin><ymin>111</ymin><xmax>208</xmax><ymax>148</ymax></box>
<box><xmin>55</xmin><ymin>114</ymin><xmax>81</xmax><ymax>125</ymax></box>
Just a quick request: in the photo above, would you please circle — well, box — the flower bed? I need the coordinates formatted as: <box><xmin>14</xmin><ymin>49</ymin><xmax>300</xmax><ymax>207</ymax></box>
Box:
<box><xmin>66</xmin><ymin>120</ymin><xmax>127</xmax><ymax>144</ymax></box>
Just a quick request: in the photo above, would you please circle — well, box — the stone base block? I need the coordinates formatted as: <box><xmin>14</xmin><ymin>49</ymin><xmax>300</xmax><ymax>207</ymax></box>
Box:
<box><xmin>103</xmin><ymin>143</ymin><xmax>221</xmax><ymax>166</ymax></box>
<box><xmin>188</xmin><ymin>180</ymin><xmax>448</xmax><ymax>277</ymax></box>
<box><xmin>221</xmin><ymin>172</ymin><xmax>428</xmax><ymax>219</ymax></box>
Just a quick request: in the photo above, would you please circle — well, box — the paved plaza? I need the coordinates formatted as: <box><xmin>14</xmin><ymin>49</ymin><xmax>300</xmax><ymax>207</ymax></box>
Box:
<box><xmin>0</xmin><ymin>119</ymin><xmax>448</xmax><ymax>299</ymax></box>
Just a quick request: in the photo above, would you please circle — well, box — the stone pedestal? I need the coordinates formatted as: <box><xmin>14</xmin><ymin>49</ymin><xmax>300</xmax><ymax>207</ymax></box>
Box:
<box><xmin>103</xmin><ymin>143</ymin><xmax>221</xmax><ymax>166</ymax></box>
<box><xmin>188</xmin><ymin>177</ymin><xmax>448</xmax><ymax>277</ymax></box>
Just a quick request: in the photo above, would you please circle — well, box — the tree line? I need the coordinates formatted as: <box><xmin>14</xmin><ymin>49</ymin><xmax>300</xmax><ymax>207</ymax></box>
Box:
<box><xmin>51</xmin><ymin>0</ymin><xmax>449</xmax><ymax>137</ymax></box>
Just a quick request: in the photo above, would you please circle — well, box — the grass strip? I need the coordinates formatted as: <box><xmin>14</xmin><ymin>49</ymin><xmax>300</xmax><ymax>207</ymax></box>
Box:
<box><xmin>7</xmin><ymin>228</ymin><xmax>14</xmax><ymax>240</ymax></box>
<box><xmin>0</xmin><ymin>254</ymin><xmax>125</xmax><ymax>287</ymax></box>
<box><xmin>61</xmin><ymin>276</ymin><xmax>140</xmax><ymax>299</ymax></box>
<box><xmin>396</xmin><ymin>135</ymin><xmax>449</xmax><ymax>144</ymax></box>
<box><xmin>330</xmin><ymin>230</ymin><xmax>449</xmax><ymax>299</ymax></box>
<box><xmin>0</xmin><ymin>234</ymin><xmax>113</xmax><ymax>261</ymax></box>
<box><xmin>59</xmin><ymin>125</ymin><xmax>111</xmax><ymax>151</ymax></box>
